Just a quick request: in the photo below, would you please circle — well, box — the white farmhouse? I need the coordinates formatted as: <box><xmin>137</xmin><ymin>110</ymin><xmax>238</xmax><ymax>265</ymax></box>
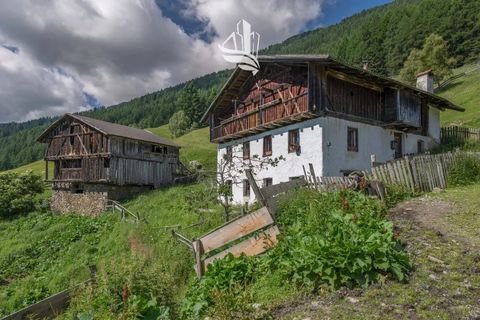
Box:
<box><xmin>201</xmin><ymin>55</ymin><xmax>463</xmax><ymax>204</ymax></box>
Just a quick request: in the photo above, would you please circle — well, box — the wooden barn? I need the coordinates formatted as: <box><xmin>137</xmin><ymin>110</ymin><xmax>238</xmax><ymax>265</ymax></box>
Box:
<box><xmin>37</xmin><ymin>113</ymin><xmax>181</xmax><ymax>215</ymax></box>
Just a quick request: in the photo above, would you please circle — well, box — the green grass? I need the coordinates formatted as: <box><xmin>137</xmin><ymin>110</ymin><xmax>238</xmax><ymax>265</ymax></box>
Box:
<box><xmin>0</xmin><ymin>183</ymin><xmax>224</xmax><ymax>318</ymax></box>
<box><xmin>439</xmin><ymin>66</ymin><xmax>480</xmax><ymax>127</ymax></box>
<box><xmin>148</xmin><ymin>125</ymin><xmax>216</xmax><ymax>172</ymax></box>
<box><xmin>6</xmin><ymin>160</ymin><xmax>53</xmax><ymax>177</ymax></box>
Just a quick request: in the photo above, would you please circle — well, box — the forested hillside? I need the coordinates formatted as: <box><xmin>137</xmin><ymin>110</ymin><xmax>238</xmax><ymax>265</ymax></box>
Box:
<box><xmin>0</xmin><ymin>70</ymin><xmax>230</xmax><ymax>170</ymax></box>
<box><xmin>264</xmin><ymin>0</ymin><xmax>480</xmax><ymax>75</ymax></box>
<box><xmin>1</xmin><ymin>0</ymin><xmax>479</xmax><ymax>170</ymax></box>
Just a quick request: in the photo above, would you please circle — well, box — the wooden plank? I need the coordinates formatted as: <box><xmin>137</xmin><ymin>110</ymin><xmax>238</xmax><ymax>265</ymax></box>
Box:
<box><xmin>200</xmin><ymin>207</ymin><xmax>273</xmax><ymax>254</ymax></box>
<box><xmin>203</xmin><ymin>225</ymin><xmax>279</xmax><ymax>267</ymax></box>
<box><xmin>260</xmin><ymin>178</ymin><xmax>307</xmax><ymax>199</ymax></box>
<box><xmin>309</xmin><ymin>163</ymin><xmax>319</xmax><ymax>190</ymax></box>
<box><xmin>245</xmin><ymin>169</ymin><xmax>267</xmax><ymax>207</ymax></box>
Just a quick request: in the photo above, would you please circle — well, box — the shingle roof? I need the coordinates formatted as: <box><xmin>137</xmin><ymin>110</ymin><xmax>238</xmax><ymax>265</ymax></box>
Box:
<box><xmin>38</xmin><ymin>114</ymin><xmax>180</xmax><ymax>148</ymax></box>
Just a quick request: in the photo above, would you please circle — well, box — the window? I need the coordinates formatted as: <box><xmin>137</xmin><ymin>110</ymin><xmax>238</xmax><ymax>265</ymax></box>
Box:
<box><xmin>417</xmin><ymin>140</ymin><xmax>425</xmax><ymax>154</ymax></box>
<box><xmin>104</xmin><ymin>158</ymin><xmax>110</xmax><ymax>168</ymax></box>
<box><xmin>288</xmin><ymin>129</ymin><xmax>300</xmax><ymax>153</ymax></box>
<box><xmin>263</xmin><ymin>136</ymin><xmax>272</xmax><ymax>157</ymax></box>
<box><xmin>243</xmin><ymin>142</ymin><xmax>250</xmax><ymax>160</ymax></box>
<box><xmin>151</xmin><ymin>145</ymin><xmax>164</xmax><ymax>153</ymax></box>
<box><xmin>225</xmin><ymin>146</ymin><xmax>233</xmax><ymax>162</ymax></box>
<box><xmin>347</xmin><ymin>127</ymin><xmax>358</xmax><ymax>152</ymax></box>
<box><xmin>289</xmin><ymin>176</ymin><xmax>303</xmax><ymax>181</ymax></box>
<box><xmin>243</xmin><ymin>179</ymin><xmax>250</xmax><ymax>197</ymax></box>
<box><xmin>61</xmin><ymin>159</ymin><xmax>82</xmax><ymax>169</ymax></box>
<box><xmin>263</xmin><ymin>178</ymin><xmax>273</xmax><ymax>187</ymax></box>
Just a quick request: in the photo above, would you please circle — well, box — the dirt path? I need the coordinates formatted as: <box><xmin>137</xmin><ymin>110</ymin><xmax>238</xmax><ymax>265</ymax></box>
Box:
<box><xmin>391</xmin><ymin>195</ymin><xmax>480</xmax><ymax>250</ymax></box>
<box><xmin>274</xmin><ymin>196</ymin><xmax>480</xmax><ymax>319</ymax></box>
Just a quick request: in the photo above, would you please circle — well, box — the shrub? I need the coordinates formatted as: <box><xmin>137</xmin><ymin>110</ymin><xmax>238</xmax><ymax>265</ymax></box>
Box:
<box><xmin>168</xmin><ymin>110</ymin><xmax>191</xmax><ymax>138</ymax></box>
<box><xmin>0</xmin><ymin>171</ymin><xmax>44</xmax><ymax>219</ymax></box>
<box><xmin>182</xmin><ymin>190</ymin><xmax>410</xmax><ymax>318</ymax></box>
<box><xmin>448</xmin><ymin>153</ymin><xmax>480</xmax><ymax>186</ymax></box>
<box><xmin>271</xmin><ymin>190</ymin><xmax>410</xmax><ymax>290</ymax></box>
<box><xmin>181</xmin><ymin>254</ymin><xmax>263</xmax><ymax>319</ymax></box>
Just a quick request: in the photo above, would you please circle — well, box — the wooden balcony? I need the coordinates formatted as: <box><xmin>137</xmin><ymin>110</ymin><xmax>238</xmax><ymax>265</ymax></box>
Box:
<box><xmin>211</xmin><ymin>93</ymin><xmax>315</xmax><ymax>142</ymax></box>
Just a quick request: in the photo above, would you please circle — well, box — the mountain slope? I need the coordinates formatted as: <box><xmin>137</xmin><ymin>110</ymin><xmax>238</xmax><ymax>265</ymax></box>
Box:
<box><xmin>264</xmin><ymin>0</ymin><xmax>480</xmax><ymax>75</ymax></box>
<box><xmin>2</xmin><ymin>0</ymin><xmax>480</xmax><ymax>170</ymax></box>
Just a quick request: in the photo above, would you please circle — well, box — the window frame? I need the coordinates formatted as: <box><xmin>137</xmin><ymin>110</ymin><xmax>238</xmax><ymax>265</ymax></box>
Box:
<box><xmin>243</xmin><ymin>179</ymin><xmax>250</xmax><ymax>197</ymax></box>
<box><xmin>225</xmin><ymin>146</ymin><xmax>233</xmax><ymax>162</ymax></box>
<box><xmin>347</xmin><ymin>127</ymin><xmax>359</xmax><ymax>152</ymax></box>
<box><xmin>243</xmin><ymin>142</ymin><xmax>250</xmax><ymax>160</ymax></box>
<box><xmin>263</xmin><ymin>177</ymin><xmax>273</xmax><ymax>187</ymax></box>
<box><xmin>263</xmin><ymin>136</ymin><xmax>272</xmax><ymax>157</ymax></box>
<box><xmin>288</xmin><ymin>129</ymin><xmax>300</xmax><ymax>153</ymax></box>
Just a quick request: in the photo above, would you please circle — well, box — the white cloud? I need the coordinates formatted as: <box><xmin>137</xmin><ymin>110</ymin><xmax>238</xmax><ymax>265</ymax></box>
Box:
<box><xmin>0</xmin><ymin>0</ymin><xmax>325</xmax><ymax>122</ymax></box>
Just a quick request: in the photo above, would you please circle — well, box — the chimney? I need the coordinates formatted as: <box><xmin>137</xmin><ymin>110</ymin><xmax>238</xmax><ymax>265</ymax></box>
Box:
<box><xmin>416</xmin><ymin>69</ymin><xmax>434</xmax><ymax>93</ymax></box>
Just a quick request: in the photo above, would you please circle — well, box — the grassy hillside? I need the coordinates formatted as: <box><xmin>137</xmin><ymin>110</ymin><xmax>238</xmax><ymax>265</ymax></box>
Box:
<box><xmin>0</xmin><ymin>126</ymin><xmax>217</xmax><ymax>317</ymax></box>
<box><xmin>439</xmin><ymin>69</ymin><xmax>480</xmax><ymax>127</ymax></box>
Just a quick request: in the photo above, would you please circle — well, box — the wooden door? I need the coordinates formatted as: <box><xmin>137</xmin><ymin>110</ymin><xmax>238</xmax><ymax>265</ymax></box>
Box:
<box><xmin>393</xmin><ymin>132</ymin><xmax>403</xmax><ymax>159</ymax></box>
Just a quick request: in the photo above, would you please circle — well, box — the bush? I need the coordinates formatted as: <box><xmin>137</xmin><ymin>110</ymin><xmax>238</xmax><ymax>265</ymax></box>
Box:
<box><xmin>182</xmin><ymin>254</ymin><xmax>272</xmax><ymax>319</ymax></box>
<box><xmin>271</xmin><ymin>190</ymin><xmax>410</xmax><ymax>290</ymax></box>
<box><xmin>0</xmin><ymin>171</ymin><xmax>44</xmax><ymax>219</ymax></box>
<box><xmin>168</xmin><ymin>110</ymin><xmax>191</xmax><ymax>138</ymax></box>
<box><xmin>181</xmin><ymin>190</ymin><xmax>410</xmax><ymax>318</ymax></box>
<box><xmin>448</xmin><ymin>153</ymin><xmax>480</xmax><ymax>186</ymax></box>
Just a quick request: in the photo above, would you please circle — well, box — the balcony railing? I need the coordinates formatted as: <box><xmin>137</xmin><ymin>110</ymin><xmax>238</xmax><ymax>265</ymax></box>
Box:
<box><xmin>212</xmin><ymin>93</ymin><xmax>313</xmax><ymax>141</ymax></box>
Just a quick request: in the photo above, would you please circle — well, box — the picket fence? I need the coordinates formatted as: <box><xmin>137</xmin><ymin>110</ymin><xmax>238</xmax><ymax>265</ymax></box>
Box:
<box><xmin>361</xmin><ymin>153</ymin><xmax>459</xmax><ymax>192</ymax></box>
<box><xmin>441</xmin><ymin>126</ymin><xmax>480</xmax><ymax>142</ymax></box>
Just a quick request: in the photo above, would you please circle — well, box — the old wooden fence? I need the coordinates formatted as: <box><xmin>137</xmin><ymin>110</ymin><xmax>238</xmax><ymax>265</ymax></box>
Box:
<box><xmin>1</xmin><ymin>266</ymin><xmax>96</xmax><ymax>320</ymax></box>
<box><xmin>173</xmin><ymin>170</ymin><xmax>310</xmax><ymax>277</ymax></box>
<box><xmin>441</xmin><ymin>126</ymin><xmax>480</xmax><ymax>142</ymax></box>
<box><xmin>361</xmin><ymin>153</ymin><xmax>459</xmax><ymax>192</ymax></box>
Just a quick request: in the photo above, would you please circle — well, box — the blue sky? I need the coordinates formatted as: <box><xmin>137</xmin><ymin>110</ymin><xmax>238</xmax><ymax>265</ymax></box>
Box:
<box><xmin>0</xmin><ymin>0</ymin><xmax>392</xmax><ymax>122</ymax></box>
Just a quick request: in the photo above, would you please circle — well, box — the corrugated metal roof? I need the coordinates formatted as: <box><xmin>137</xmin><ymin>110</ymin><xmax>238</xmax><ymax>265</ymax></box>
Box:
<box><xmin>38</xmin><ymin>114</ymin><xmax>180</xmax><ymax>148</ymax></box>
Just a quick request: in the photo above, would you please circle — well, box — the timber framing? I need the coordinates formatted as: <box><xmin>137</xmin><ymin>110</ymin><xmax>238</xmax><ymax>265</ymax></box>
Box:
<box><xmin>202</xmin><ymin>54</ymin><xmax>464</xmax><ymax>144</ymax></box>
<box><xmin>38</xmin><ymin>114</ymin><xmax>181</xmax><ymax>189</ymax></box>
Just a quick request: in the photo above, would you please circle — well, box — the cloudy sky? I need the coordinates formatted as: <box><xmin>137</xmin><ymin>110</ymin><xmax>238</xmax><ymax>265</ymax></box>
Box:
<box><xmin>0</xmin><ymin>0</ymin><xmax>389</xmax><ymax>123</ymax></box>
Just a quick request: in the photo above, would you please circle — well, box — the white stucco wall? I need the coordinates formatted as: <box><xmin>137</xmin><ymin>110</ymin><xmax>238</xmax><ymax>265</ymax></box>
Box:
<box><xmin>218</xmin><ymin>116</ymin><xmax>436</xmax><ymax>205</ymax></box>
<box><xmin>319</xmin><ymin>117</ymin><xmax>433</xmax><ymax>176</ymax></box>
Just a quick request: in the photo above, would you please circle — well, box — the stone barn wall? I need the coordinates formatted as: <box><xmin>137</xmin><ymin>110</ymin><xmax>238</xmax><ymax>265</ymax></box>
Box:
<box><xmin>51</xmin><ymin>191</ymin><xmax>107</xmax><ymax>216</ymax></box>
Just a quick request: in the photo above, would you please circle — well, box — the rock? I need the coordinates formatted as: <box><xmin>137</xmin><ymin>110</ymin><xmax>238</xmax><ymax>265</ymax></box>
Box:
<box><xmin>432</xmin><ymin>187</ymin><xmax>445</xmax><ymax>193</ymax></box>
<box><xmin>252</xmin><ymin>303</ymin><xmax>262</xmax><ymax>309</ymax></box>
<box><xmin>311</xmin><ymin>301</ymin><xmax>321</xmax><ymax>308</ymax></box>
<box><xmin>347</xmin><ymin>297</ymin><xmax>359</xmax><ymax>303</ymax></box>
<box><xmin>429</xmin><ymin>274</ymin><xmax>438</xmax><ymax>280</ymax></box>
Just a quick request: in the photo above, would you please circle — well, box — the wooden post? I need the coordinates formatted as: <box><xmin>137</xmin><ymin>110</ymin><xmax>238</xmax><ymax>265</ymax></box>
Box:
<box><xmin>45</xmin><ymin>160</ymin><xmax>48</xmax><ymax>181</ymax></box>
<box><xmin>308</xmin><ymin>163</ymin><xmax>319</xmax><ymax>190</ymax></box>
<box><xmin>245</xmin><ymin>169</ymin><xmax>266</xmax><ymax>207</ymax></box>
<box><xmin>193</xmin><ymin>240</ymin><xmax>205</xmax><ymax>277</ymax></box>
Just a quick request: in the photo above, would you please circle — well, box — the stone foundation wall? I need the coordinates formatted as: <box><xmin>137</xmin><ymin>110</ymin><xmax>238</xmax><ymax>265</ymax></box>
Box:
<box><xmin>51</xmin><ymin>191</ymin><xmax>107</xmax><ymax>216</ymax></box>
<box><xmin>83</xmin><ymin>184</ymin><xmax>151</xmax><ymax>201</ymax></box>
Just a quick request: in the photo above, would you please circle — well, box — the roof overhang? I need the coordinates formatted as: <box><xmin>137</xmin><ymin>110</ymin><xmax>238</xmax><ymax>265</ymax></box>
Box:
<box><xmin>200</xmin><ymin>55</ymin><xmax>464</xmax><ymax>124</ymax></box>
